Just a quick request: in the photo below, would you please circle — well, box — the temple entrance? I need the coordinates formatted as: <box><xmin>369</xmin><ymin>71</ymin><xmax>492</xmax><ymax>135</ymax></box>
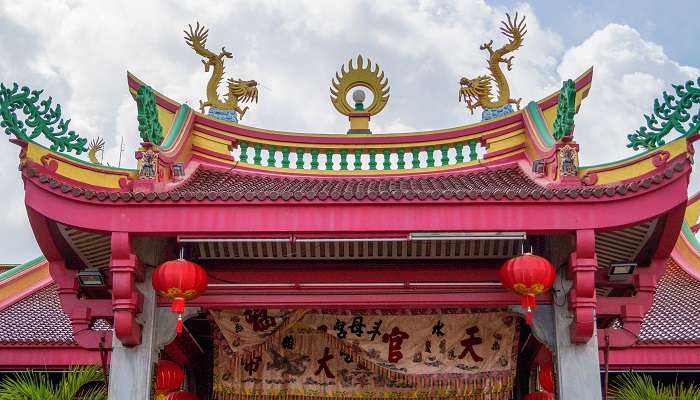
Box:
<box><xmin>181</xmin><ymin>307</ymin><xmax>549</xmax><ymax>399</ymax></box>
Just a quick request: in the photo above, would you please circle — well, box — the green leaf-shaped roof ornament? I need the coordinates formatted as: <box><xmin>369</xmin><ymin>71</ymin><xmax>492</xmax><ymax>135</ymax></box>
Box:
<box><xmin>0</xmin><ymin>82</ymin><xmax>88</xmax><ymax>154</ymax></box>
<box><xmin>136</xmin><ymin>85</ymin><xmax>163</xmax><ymax>145</ymax></box>
<box><xmin>553</xmin><ymin>79</ymin><xmax>576</xmax><ymax>141</ymax></box>
<box><xmin>627</xmin><ymin>77</ymin><xmax>700</xmax><ymax>151</ymax></box>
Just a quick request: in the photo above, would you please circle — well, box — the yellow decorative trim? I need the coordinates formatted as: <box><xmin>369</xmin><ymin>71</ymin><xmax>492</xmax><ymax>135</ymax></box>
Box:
<box><xmin>192</xmin><ymin>150</ymin><xmax>234</xmax><ymax>165</ymax></box>
<box><xmin>0</xmin><ymin>261</ymin><xmax>50</xmax><ymax>309</ymax></box>
<box><xmin>578</xmin><ymin>139</ymin><xmax>686</xmax><ymax>185</ymax></box>
<box><xmin>24</xmin><ymin>142</ymin><xmax>136</xmax><ymax>189</ymax></box>
<box><xmin>483</xmin><ymin>129</ymin><xmax>526</xmax><ymax>154</ymax></box>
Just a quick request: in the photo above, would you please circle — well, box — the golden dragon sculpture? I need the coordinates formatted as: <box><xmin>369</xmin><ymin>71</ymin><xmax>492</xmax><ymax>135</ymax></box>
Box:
<box><xmin>87</xmin><ymin>137</ymin><xmax>105</xmax><ymax>164</ymax></box>
<box><xmin>184</xmin><ymin>22</ymin><xmax>258</xmax><ymax>119</ymax></box>
<box><xmin>459</xmin><ymin>13</ymin><xmax>526</xmax><ymax>114</ymax></box>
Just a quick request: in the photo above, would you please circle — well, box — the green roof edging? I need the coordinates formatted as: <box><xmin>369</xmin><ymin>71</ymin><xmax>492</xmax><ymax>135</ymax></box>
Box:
<box><xmin>681</xmin><ymin>222</ymin><xmax>700</xmax><ymax>252</ymax></box>
<box><xmin>527</xmin><ymin>101</ymin><xmax>555</xmax><ymax>147</ymax></box>
<box><xmin>159</xmin><ymin>104</ymin><xmax>191</xmax><ymax>151</ymax></box>
<box><xmin>0</xmin><ymin>255</ymin><xmax>46</xmax><ymax>282</ymax></box>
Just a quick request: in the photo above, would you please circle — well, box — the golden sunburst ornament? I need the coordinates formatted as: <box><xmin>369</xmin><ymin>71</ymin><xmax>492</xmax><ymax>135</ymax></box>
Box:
<box><xmin>330</xmin><ymin>55</ymin><xmax>390</xmax><ymax>117</ymax></box>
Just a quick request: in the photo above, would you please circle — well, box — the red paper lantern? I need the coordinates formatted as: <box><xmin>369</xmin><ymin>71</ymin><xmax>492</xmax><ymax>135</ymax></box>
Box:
<box><xmin>155</xmin><ymin>360</ymin><xmax>184</xmax><ymax>394</ymax></box>
<box><xmin>164</xmin><ymin>392</ymin><xmax>199</xmax><ymax>400</ymax></box>
<box><xmin>523</xmin><ymin>392</ymin><xmax>554</xmax><ymax>400</ymax></box>
<box><xmin>500</xmin><ymin>254</ymin><xmax>556</xmax><ymax>324</ymax></box>
<box><xmin>539</xmin><ymin>362</ymin><xmax>555</xmax><ymax>392</ymax></box>
<box><xmin>152</xmin><ymin>259</ymin><xmax>208</xmax><ymax>334</ymax></box>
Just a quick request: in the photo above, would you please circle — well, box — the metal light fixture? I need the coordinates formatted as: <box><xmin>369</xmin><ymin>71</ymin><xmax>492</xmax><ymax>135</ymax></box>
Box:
<box><xmin>77</xmin><ymin>268</ymin><xmax>105</xmax><ymax>287</ymax></box>
<box><xmin>608</xmin><ymin>262</ymin><xmax>637</xmax><ymax>281</ymax></box>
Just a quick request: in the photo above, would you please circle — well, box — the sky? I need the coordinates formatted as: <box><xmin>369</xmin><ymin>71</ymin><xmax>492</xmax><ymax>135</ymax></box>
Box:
<box><xmin>0</xmin><ymin>0</ymin><xmax>698</xmax><ymax>262</ymax></box>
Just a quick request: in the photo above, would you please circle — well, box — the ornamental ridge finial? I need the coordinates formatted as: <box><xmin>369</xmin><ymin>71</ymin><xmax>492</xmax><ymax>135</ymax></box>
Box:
<box><xmin>331</xmin><ymin>55</ymin><xmax>390</xmax><ymax>134</ymax></box>
<box><xmin>330</xmin><ymin>54</ymin><xmax>390</xmax><ymax>117</ymax></box>
<box><xmin>184</xmin><ymin>22</ymin><xmax>259</xmax><ymax>122</ymax></box>
<box><xmin>459</xmin><ymin>13</ymin><xmax>526</xmax><ymax>121</ymax></box>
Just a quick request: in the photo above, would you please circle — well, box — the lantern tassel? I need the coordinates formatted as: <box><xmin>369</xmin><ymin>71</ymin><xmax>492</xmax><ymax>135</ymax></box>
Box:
<box><xmin>176</xmin><ymin>315</ymin><xmax>183</xmax><ymax>334</ymax></box>
<box><xmin>521</xmin><ymin>294</ymin><xmax>537</xmax><ymax>325</ymax></box>
<box><xmin>171</xmin><ymin>297</ymin><xmax>186</xmax><ymax>314</ymax></box>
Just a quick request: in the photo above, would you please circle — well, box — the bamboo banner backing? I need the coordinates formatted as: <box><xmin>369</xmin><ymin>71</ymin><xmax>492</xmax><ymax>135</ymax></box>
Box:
<box><xmin>211</xmin><ymin>309</ymin><xmax>518</xmax><ymax>399</ymax></box>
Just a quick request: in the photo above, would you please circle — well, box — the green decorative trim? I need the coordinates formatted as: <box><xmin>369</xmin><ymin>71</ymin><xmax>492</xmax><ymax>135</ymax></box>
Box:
<box><xmin>0</xmin><ymin>82</ymin><xmax>88</xmax><ymax>154</ymax></box>
<box><xmin>310</xmin><ymin>149</ymin><xmax>319</xmax><ymax>169</ymax></box>
<box><xmin>628</xmin><ymin>77</ymin><xmax>700</xmax><ymax>150</ymax></box>
<box><xmin>253</xmin><ymin>143</ymin><xmax>262</xmax><ymax>165</ymax></box>
<box><xmin>526</xmin><ymin>101</ymin><xmax>554</xmax><ymax>147</ymax></box>
<box><xmin>239</xmin><ymin>141</ymin><xmax>249</xmax><ymax>163</ymax></box>
<box><xmin>281</xmin><ymin>147</ymin><xmax>290</xmax><ymax>168</ymax></box>
<box><xmin>552</xmin><ymin>79</ymin><xmax>576</xmax><ymax>141</ymax></box>
<box><xmin>368</xmin><ymin>149</ymin><xmax>377</xmax><ymax>170</ymax></box>
<box><xmin>136</xmin><ymin>85</ymin><xmax>164</xmax><ymax>145</ymax></box>
<box><xmin>340</xmin><ymin>149</ymin><xmax>348</xmax><ymax>170</ymax></box>
<box><xmin>682</xmin><ymin>222</ymin><xmax>700</xmax><ymax>252</ymax></box>
<box><xmin>354</xmin><ymin>149</ymin><xmax>362</xmax><ymax>170</ymax></box>
<box><xmin>159</xmin><ymin>105</ymin><xmax>190</xmax><ymax>150</ymax></box>
<box><xmin>347</xmin><ymin>129</ymin><xmax>372</xmax><ymax>134</ymax></box>
<box><xmin>426</xmin><ymin>146</ymin><xmax>435</xmax><ymax>167</ymax></box>
<box><xmin>296</xmin><ymin>148</ymin><xmax>304</xmax><ymax>169</ymax></box>
<box><xmin>383</xmin><ymin>149</ymin><xmax>391</xmax><ymax>170</ymax></box>
<box><xmin>468</xmin><ymin>140</ymin><xmax>478</xmax><ymax>161</ymax></box>
<box><xmin>268</xmin><ymin>145</ymin><xmax>277</xmax><ymax>167</ymax></box>
<box><xmin>397</xmin><ymin>148</ymin><xmax>406</xmax><ymax>169</ymax></box>
<box><xmin>326</xmin><ymin>149</ymin><xmax>334</xmax><ymax>170</ymax></box>
<box><xmin>411</xmin><ymin>148</ymin><xmax>420</xmax><ymax>168</ymax></box>
<box><xmin>440</xmin><ymin>144</ymin><xmax>449</xmax><ymax>166</ymax></box>
<box><xmin>0</xmin><ymin>255</ymin><xmax>46</xmax><ymax>282</ymax></box>
<box><xmin>455</xmin><ymin>143</ymin><xmax>465</xmax><ymax>163</ymax></box>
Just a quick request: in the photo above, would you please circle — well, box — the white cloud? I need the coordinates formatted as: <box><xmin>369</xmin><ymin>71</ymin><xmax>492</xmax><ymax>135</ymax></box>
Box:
<box><xmin>557</xmin><ymin>23</ymin><xmax>699</xmax><ymax>165</ymax></box>
<box><xmin>0</xmin><ymin>1</ymin><xmax>697</xmax><ymax>261</ymax></box>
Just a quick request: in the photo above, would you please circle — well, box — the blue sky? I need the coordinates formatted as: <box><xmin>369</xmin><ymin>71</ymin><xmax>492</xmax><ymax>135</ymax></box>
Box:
<box><xmin>0</xmin><ymin>0</ymin><xmax>697</xmax><ymax>262</ymax></box>
<box><xmin>496</xmin><ymin>0</ymin><xmax>700</xmax><ymax>67</ymax></box>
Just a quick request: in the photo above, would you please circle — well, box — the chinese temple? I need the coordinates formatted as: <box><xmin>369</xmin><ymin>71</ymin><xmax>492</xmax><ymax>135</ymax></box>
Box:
<box><xmin>0</xmin><ymin>15</ymin><xmax>699</xmax><ymax>400</ymax></box>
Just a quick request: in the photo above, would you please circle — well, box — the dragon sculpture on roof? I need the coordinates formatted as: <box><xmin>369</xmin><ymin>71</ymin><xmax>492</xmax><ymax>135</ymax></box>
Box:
<box><xmin>459</xmin><ymin>13</ymin><xmax>526</xmax><ymax>119</ymax></box>
<box><xmin>184</xmin><ymin>22</ymin><xmax>258</xmax><ymax>120</ymax></box>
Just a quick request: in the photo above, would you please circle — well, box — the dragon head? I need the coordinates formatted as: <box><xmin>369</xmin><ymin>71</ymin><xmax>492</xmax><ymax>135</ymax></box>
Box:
<box><xmin>226</xmin><ymin>79</ymin><xmax>259</xmax><ymax>103</ymax></box>
<box><xmin>459</xmin><ymin>76</ymin><xmax>492</xmax><ymax>101</ymax></box>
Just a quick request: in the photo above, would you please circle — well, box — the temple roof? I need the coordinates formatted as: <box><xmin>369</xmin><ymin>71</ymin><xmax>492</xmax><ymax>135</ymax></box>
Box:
<box><xmin>22</xmin><ymin>157</ymin><xmax>689</xmax><ymax>203</ymax></box>
<box><xmin>637</xmin><ymin>259</ymin><xmax>700</xmax><ymax>344</ymax></box>
<box><xmin>0</xmin><ymin>284</ymin><xmax>74</xmax><ymax>345</ymax></box>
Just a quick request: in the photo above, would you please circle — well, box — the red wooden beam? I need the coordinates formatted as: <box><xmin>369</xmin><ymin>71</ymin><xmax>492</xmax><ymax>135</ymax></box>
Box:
<box><xmin>600</xmin><ymin>345</ymin><xmax>700</xmax><ymax>370</ymax></box>
<box><xmin>187</xmin><ymin>290</ymin><xmax>533</xmax><ymax>309</ymax></box>
<box><xmin>204</xmin><ymin>262</ymin><xmax>503</xmax><ymax>284</ymax></box>
<box><xmin>0</xmin><ymin>346</ymin><xmax>106</xmax><ymax>370</ymax></box>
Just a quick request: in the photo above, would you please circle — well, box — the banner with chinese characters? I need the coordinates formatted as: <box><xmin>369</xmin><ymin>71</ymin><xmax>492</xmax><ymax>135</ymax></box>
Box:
<box><xmin>211</xmin><ymin>309</ymin><xmax>518</xmax><ymax>399</ymax></box>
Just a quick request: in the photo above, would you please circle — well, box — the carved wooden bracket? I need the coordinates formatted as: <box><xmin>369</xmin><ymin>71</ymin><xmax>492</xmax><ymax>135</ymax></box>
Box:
<box><xmin>568</xmin><ymin>229</ymin><xmax>597</xmax><ymax>343</ymax></box>
<box><xmin>26</xmin><ymin>207</ymin><xmax>113</xmax><ymax>350</ymax></box>
<box><xmin>111</xmin><ymin>232</ymin><xmax>144</xmax><ymax>346</ymax></box>
<box><xmin>597</xmin><ymin>258</ymin><xmax>664</xmax><ymax>348</ymax></box>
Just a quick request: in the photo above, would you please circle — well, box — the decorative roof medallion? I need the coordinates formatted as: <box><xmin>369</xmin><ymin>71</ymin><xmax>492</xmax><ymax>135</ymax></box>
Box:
<box><xmin>331</xmin><ymin>55</ymin><xmax>390</xmax><ymax>134</ymax></box>
<box><xmin>184</xmin><ymin>22</ymin><xmax>259</xmax><ymax>122</ymax></box>
<box><xmin>459</xmin><ymin>13</ymin><xmax>526</xmax><ymax>121</ymax></box>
